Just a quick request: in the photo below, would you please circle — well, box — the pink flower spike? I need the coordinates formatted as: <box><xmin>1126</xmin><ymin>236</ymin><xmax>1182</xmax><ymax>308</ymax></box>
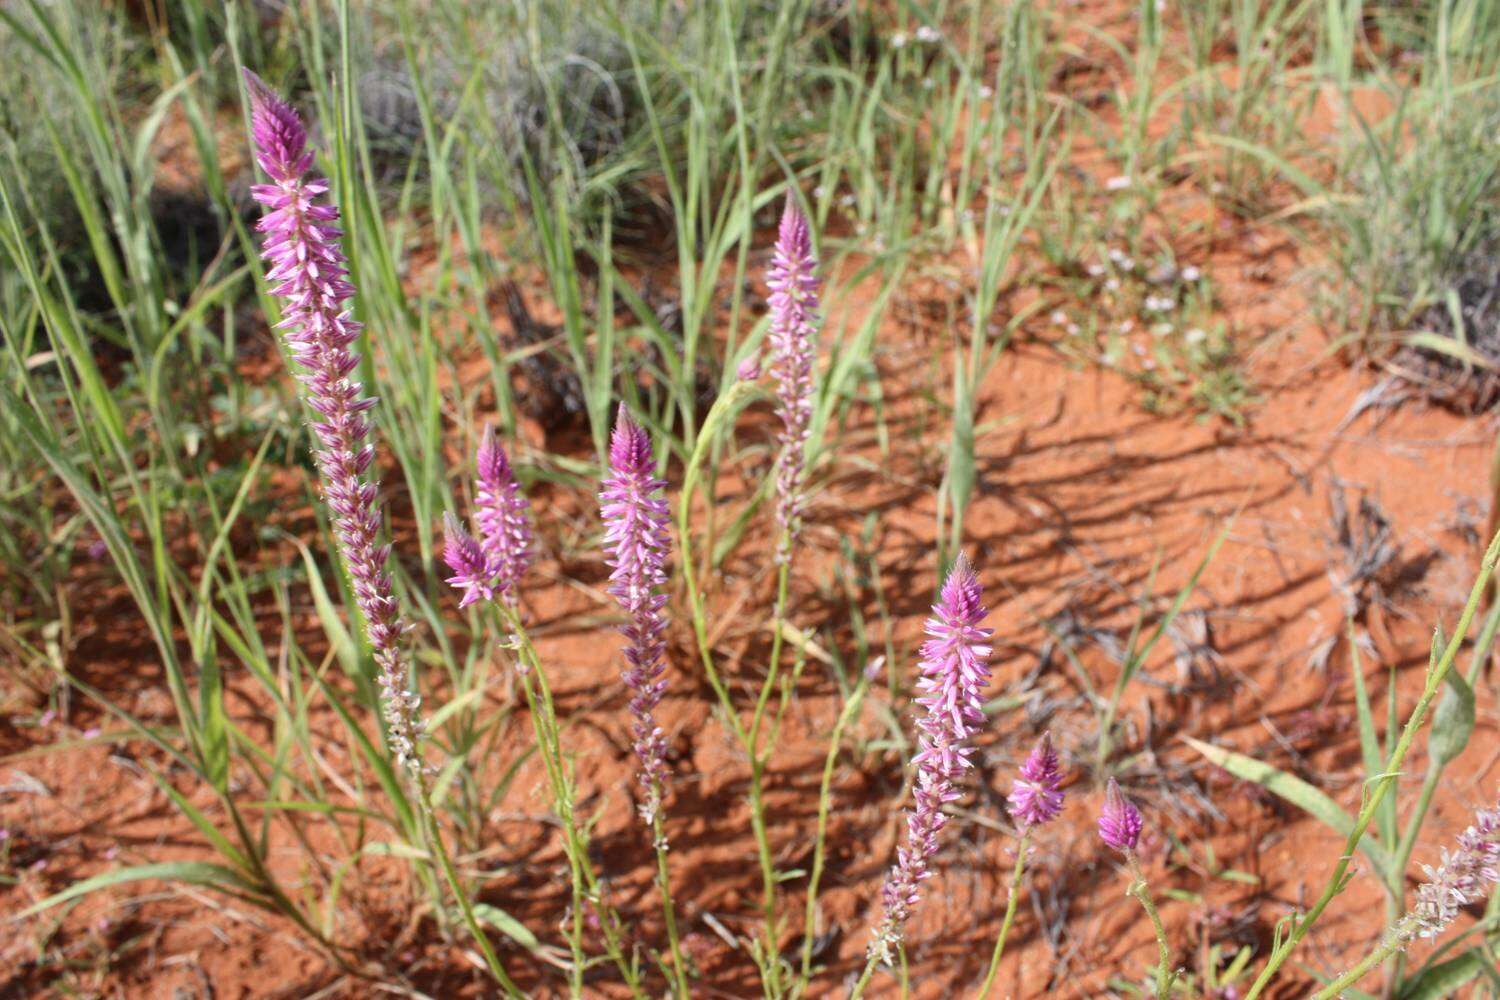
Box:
<box><xmin>600</xmin><ymin>407</ymin><xmax>673</xmax><ymax>826</ymax></box>
<box><xmin>243</xmin><ymin>70</ymin><xmax>424</xmax><ymax>773</ymax></box>
<box><xmin>442</xmin><ymin>512</ymin><xmax>492</xmax><ymax>610</ymax></box>
<box><xmin>872</xmin><ymin>555</ymin><xmax>993</xmax><ymax>956</ymax></box>
<box><xmin>473</xmin><ymin>424</ymin><xmax>532</xmax><ymax>603</ymax></box>
<box><xmin>1099</xmin><ymin>777</ymin><xmax>1144</xmax><ymax>853</ymax></box>
<box><xmin>766</xmin><ymin>198</ymin><xmax>820</xmax><ymax>565</ymax></box>
<box><xmin>1009</xmin><ymin>732</ymin><xmax>1065</xmax><ymax>829</ymax></box>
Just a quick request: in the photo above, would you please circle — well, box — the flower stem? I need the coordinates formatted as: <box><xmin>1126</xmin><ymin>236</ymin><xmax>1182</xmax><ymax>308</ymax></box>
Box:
<box><xmin>1127</xmin><ymin>853</ymin><xmax>1173</xmax><ymax>1000</ymax></box>
<box><xmin>796</xmin><ymin>672</ymin><xmax>873</xmax><ymax>991</ymax></box>
<box><xmin>1241</xmin><ymin>527</ymin><xmax>1500</xmax><ymax>1000</ymax></box>
<box><xmin>679</xmin><ymin>381</ymin><xmax>796</xmax><ymax>994</ymax></box>
<box><xmin>746</xmin><ymin>554</ymin><xmax>794</xmax><ymax>995</ymax></box>
<box><xmin>413</xmin><ymin>777</ymin><xmax>526</xmax><ymax>997</ymax></box>
<box><xmin>502</xmin><ymin>612</ymin><xmax>644</xmax><ymax>997</ymax></box>
<box><xmin>652</xmin><ymin>810</ymin><xmax>692</xmax><ymax>998</ymax></box>
<box><xmin>848</xmin><ymin>953</ymin><xmax>880</xmax><ymax>1000</ymax></box>
<box><xmin>976</xmin><ymin>831</ymin><xmax>1031</xmax><ymax>997</ymax></box>
<box><xmin>1310</xmin><ymin>937</ymin><xmax>1404</xmax><ymax>1000</ymax></box>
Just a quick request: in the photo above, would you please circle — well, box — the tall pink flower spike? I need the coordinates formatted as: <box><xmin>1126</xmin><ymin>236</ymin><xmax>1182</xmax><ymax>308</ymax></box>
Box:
<box><xmin>244</xmin><ymin>70</ymin><xmax>424</xmax><ymax>772</ymax></box>
<box><xmin>766</xmin><ymin>199</ymin><xmax>820</xmax><ymax>565</ymax></box>
<box><xmin>872</xmin><ymin>555</ymin><xmax>993</xmax><ymax>957</ymax></box>
<box><xmin>600</xmin><ymin>408</ymin><xmax>673</xmax><ymax>825</ymax></box>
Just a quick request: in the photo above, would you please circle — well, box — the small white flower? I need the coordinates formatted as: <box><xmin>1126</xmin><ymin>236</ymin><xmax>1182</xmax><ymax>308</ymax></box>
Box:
<box><xmin>892</xmin><ymin>32</ymin><xmax>908</xmax><ymax>48</ymax></box>
<box><xmin>922</xmin><ymin>78</ymin><xmax>935</xmax><ymax>90</ymax></box>
<box><xmin>978</xmin><ymin>84</ymin><xmax>994</xmax><ymax>99</ymax></box>
<box><xmin>1118</xmin><ymin>319</ymin><xmax>1135</xmax><ymax>333</ymax></box>
<box><xmin>1051</xmin><ymin>309</ymin><xmax>1068</xmax><ymax>325</ymax></box>
<box><xmin>1101</xmin><ymin>350</ymin><xmax>1120</xmax><ymax>365</ymax></box>
<box><xmin>1186</xmin><ymin>327</ymin><xmax>1207</xmax><ymax>344</ymax></box>
<box><xmin>840</xmin><ymin>193</ymin><xmax>856</xmax><ymax>208</ymax></box>
<box><xmin>1108</xmin><ymin>247</ymin><xmax>1127</xmax><ymax>263</ymax></box>
<box><xmin>1087</xmin><ymin>263</ymin><xmax>1106</xmax><ymax>277</ymax></box>
<box><xmin>1181</xmin><ymin>265</ymin><xmax>1201</xmax><ymax>282</ymax></box>
<box><xmin>814</xmin><ymin>185</ymin><xmax>827</xmax><ymax>199</ymax></box>
<box><xmin>915</xmin><ymin>25</ymin><xmax>941</xmax><ymax>43</ymax></box>
<box><xmin>1105</xmin><ymin>175</ymin><xmax>1131</xmax><ymax>191</ymax></box>
<box><xmin>1066</xmin><ymin>322</ymin><xmax>1081</xmax><ymax>336</ymax></box>
<box><xmin>1104</xmin><ymin>277</ymin><xmax>1121</xmax><ymax>292</ymax></box>
<box><xmin>1142</xmin><ymin>358</ymin><xmax>1157</xmax><ymax>370</ymax></box>
<box><xmin>1152</xmin><ymin>322</ymin><xmax>1174</xmax><ymax>336</ymax></box>
<box><xmin>1132</xmin><ymin>343</ymin><xmax>1147</xmax><ymax>356</ymax></box>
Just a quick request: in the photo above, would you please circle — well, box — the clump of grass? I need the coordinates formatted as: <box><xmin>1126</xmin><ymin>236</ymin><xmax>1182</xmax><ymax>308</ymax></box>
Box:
<box><xmin>1335</xmin><ymin>82</ymin><xmax>1500</xmax><ymax>401</ymax></box>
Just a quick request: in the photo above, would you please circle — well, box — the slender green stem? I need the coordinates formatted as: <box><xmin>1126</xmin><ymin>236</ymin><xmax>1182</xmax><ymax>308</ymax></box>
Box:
<box><xmin>677</xmin><ymin>380</ymin><xmax>756</xmax><ymax>741</ymax></box>
<box><xmin>222</xmin><ymin>797</ymin><xmax>357</xmax><ymax>973</ymax></box>
<box><xmin>848</xmin><ymin>953</ymin><xmax>880</xmax><ymax>1000</ymax></box>
<box><xmin>678</xmin><ymin>380</ymin><xmax>796</xmax><ymax>994</ymax></box>
<box><xmin>796</xmin><ymin>674</ymin><xmax>872</xmax><ymax>991</ymax></box>
<box><xmin>1311</xmin><ymin>935</ymin><xmax>1405</xmax><ymax>1000</ymax></box>
<box><xmin>403</xmin><ymin>766</ymin><xmax>524</xmax><ymax>996</ymax></box>
<box><xmin>502</xmin><ymin>613</ymin><xmax>644</xmax><ymax>997</ymax></box>
<box><xmin>1380</xmin><ymin>757</ymin><xmax>1409</xmax><ymax>992</ymax></box>
<box><xmin>513</xmin><ymin>664</ymin><xmax>586</xmax><ymax>996</ymax></box>
<box><xmin>977</xmin><ymin>832</ymin><xmax>1031</xmax><ymax>998</ymax></box>
<box><xmin>651</xmin><ymin>810</ymin><xmax>692</xmax><ymax>999</ymax></box>
<box><xmin>746</xmin><ymin>555</ymin><xmax>794</xmax><ymax>996</ymax></box>
<box><xmin>1127</xmin><ymin>853</ymin><xmax>1173</xmax><ymax>1000</ymax></box>
<box><xmin>1394</xmin><ymin>767</ymin><xmax>1444</xmax><ymax>880</ymax></box>
<box><xmin>752</xmin><ymin>561</ymin><xmax>793</xmax><ymax>745</ymax></box>
<box><xmin>1242</xmin><ymin>528</ymin><xmax>1500</xmax><ymax>1000</ymax></box>
<box><xmin>746</xmin><ymin>756</ymin><xmax>784</xmax><ymax>996</ymax></box>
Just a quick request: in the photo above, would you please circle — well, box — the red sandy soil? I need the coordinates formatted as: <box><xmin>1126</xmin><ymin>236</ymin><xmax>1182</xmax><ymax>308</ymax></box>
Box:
<box><xmin>4</xmin><ymin>5</ymin><xmax>1499</xmax><ymax>1000</ymax></box>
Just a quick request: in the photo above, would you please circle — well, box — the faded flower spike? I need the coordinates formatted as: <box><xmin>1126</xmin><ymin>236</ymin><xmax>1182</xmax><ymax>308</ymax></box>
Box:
<box><xmin>873</xmin><ymin>556</ymin><xmax>993</xmax><ymax>956</ymax></box>
<box><xmin>1098</xmin><ymin>777</ymin><xmax>1143</xmax><ymax>853</ymax></box>
<box><xmin>600</xmin><ymin>408</ymin><xmax>673</xmax><ymax>825</ymax></box>
<box><xmin>766</xmin><ymin>199</ymin><xmax>820</xmax><ymax>565</ymax></box>
<box><xmin>1009</xmin><ymin>732</ymin><xmax>1065</xmax><ymax>829</ymax></box>
<box><xmin>244</xmin><ymin>70</ymin><xmax>424</xmax><ymax>773</ymax></box>
<box><xmin>1403</xmin><ymin>799</ymin><xmax>1500</xmax><ymax>941</ymax></box>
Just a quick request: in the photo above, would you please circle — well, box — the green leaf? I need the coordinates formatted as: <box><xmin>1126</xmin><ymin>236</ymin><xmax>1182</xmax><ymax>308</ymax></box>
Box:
<box><xmin>1399</xmin><ymin>948</ymin><xmax>1488</xmax><ymax>999</ymax></box>
<box><xmin>1183</xmin><ymin>736</ymin><xmax>1392</xmax><ymax>884</ymax></box>
<box><xmin>1347</xmin><ymin>622</ymin><xmax>1395</xmax><ymax>845</ymax></box>
<box><xmin>472</xmin><ymin>902</ymin><xmax>543</xmax><ymax>952</ymax></box>
<box><xmin>1428</xmin><ymin>668</ymin><xmax>1475</xmax><ymax>766</ymax></box>
<box><xmin>312</xmin><ymin>673</ymin><xmax>416</xmax><ymax>836</ymax></box>
<box><xmin>290</xmin><ymin>539</ymin><xmax>360</xmax><ymax>680</ymax></box>
<box><xmin>362</xmin><ymin>841</ymin><xmax>431</xmax><ymax>861</ymax></box>
<box><xmin>946</xmin><ymin>358</ymin><xmax>977</xmax><ymax>527</ymax></box>
<box><xmin>17</xmin><ymin>862</ymin><xmax>268</xmax><ymax>919</ymax></box>
<box><xmin>198</xmin><ymin>647</ymin><xmax>229</xmax><ymax>792</ymax></box>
